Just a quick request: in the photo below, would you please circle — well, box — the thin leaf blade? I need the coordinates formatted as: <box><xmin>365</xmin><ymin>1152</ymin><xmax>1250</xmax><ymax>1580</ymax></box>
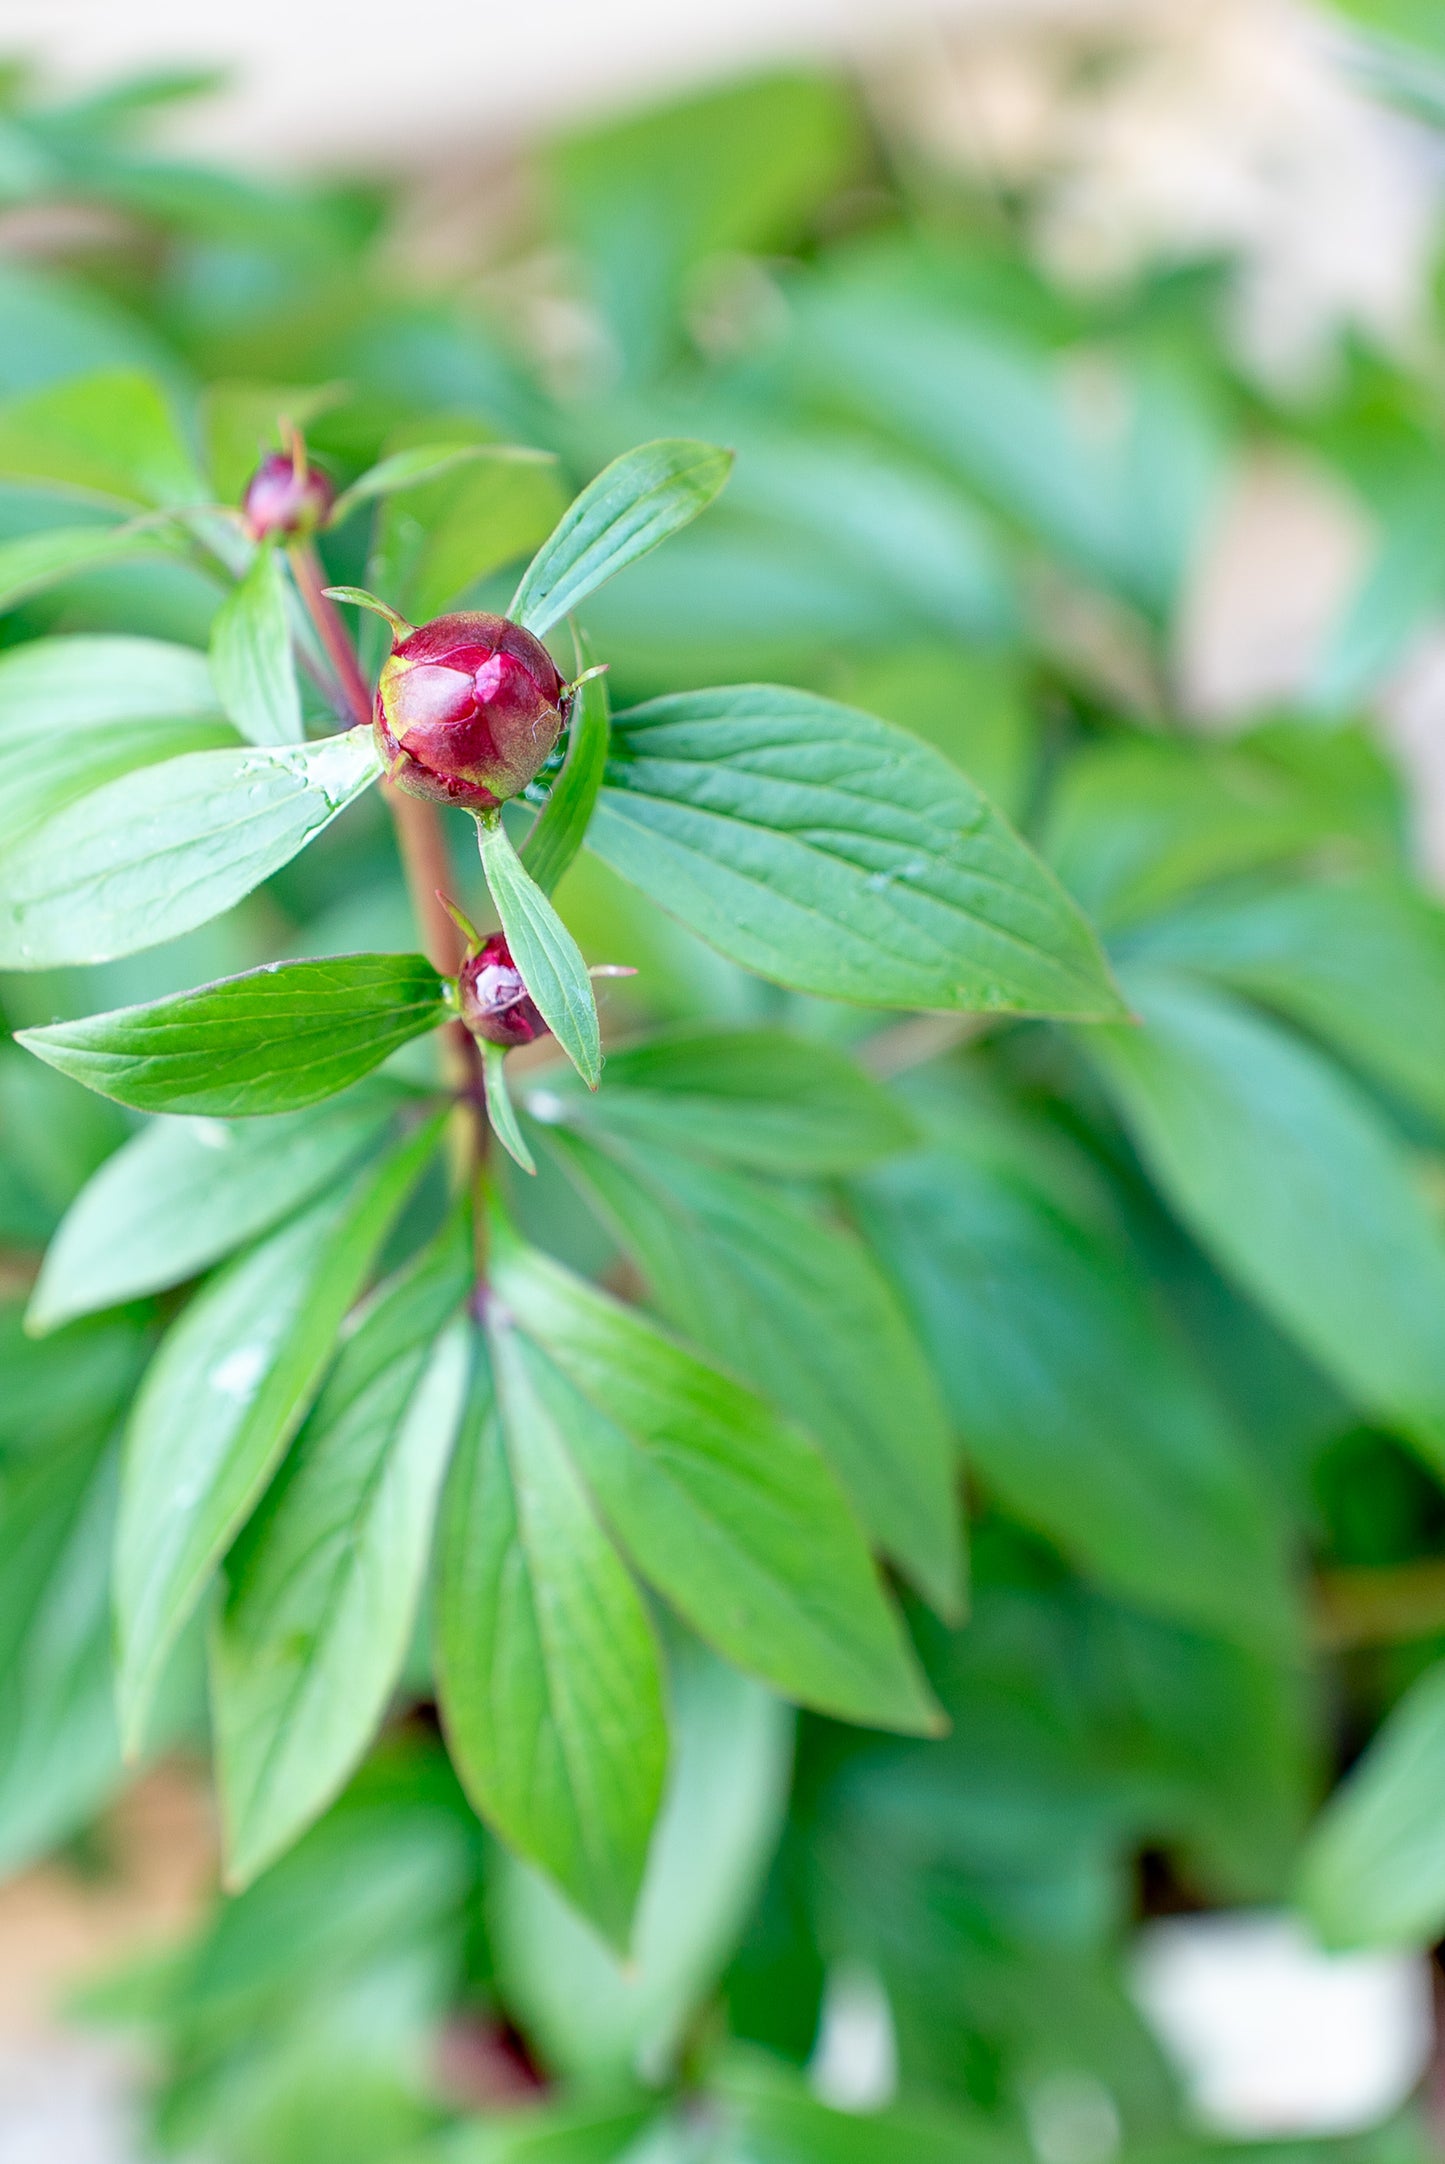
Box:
<box><xmin>477</xmin><ymin>815</ymin><xmax>601</xmax><ymax>1087</ymax></box>
<box><xmin>209</xmin><ymin>543</ymin><xmax>303</xmax><ymax>746</ymax></box>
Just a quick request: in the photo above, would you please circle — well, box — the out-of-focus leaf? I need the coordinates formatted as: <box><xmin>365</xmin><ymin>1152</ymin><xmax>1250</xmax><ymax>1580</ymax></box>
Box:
<box><xmin>214</xmin><ymin>1235</ymin><xmax>472</xmax><ymax>1886</ymax></box>
<box><xmin>332</xmin><ymin>441</ymin><xmax>553</xmax><ymax>526</ymax></box>
<box><xmin>523</xmin><ymin>1024</ymin><xmax>914</xmax><ymax>1175</ymax></box>
<box><xmin>491</xmin><ymin>1638</ymin><xmax>793</xmax><ymax>2081</ymax></box>
<box><xmin>488</xmin><ymin>1225</ymin><xmax>940</xmax><ymax>1734</ymax></box>
<box><xmin>208</xmin><ymin>542</ymin><xmax>302</xmax><ymax>745</ymax></box>
<box><xmin>543</xmin><ymin>1123</ymin><xmax>964</xmax><ymax>1616</ymax></box>
<box><xmin>370</xmin><ymin>428</ymin><xmax>567</xmax><ymax>623</ymax></box>
<box><xmin>1124</xmin><ymin>873</ymin><xmax>1445</xmax><ymax>1129</ymax></box>
<box><xmin>19</xmin><ymin>953</ymin><xmax>447</xmax><ymax>1115</ymax></box>
<box><xmin>1300</xmin><ymin>1658</ymin><xmax>1445</xmax><ymax>1948</ymax></box>
<box><xmin>436</xmin><ymin>1326</ymin><xmax>668</xmax><ymax>1947</ymax></box>
<box><xmin>0</xmin><ymin>369</ymin><xmax>206</xmax><ymax>506</ymax></box>
<box><xmin>29</xmin><ymin>1083</ymin><xmax>405</xmax><ymax>1332</ymax></box>
<box><xmin>0</xmin><ymin>727</ymin><xmax>384</xmax><ymax>969</ymax></box>
<box><xmin>0</xmin><ymin>519</ymin><xmax>184</xmax><ymax>614</ymax></box>
<box><xmin>715</xmin><ymin>2048</ymin><xmax>1021</xmax><ymax>2164</ymax></box>
<box><xmin>856</xmin><ymin>1080</ymin><xmax>1297</xmax><ymax>1649</ymax></box>
<box><xmin>590</xmin><ymin>686</ymin><xmax>1124</xmax><ymax>1017</ymax></box>
<box><xmin>115</xmin><ymin>1118</ymin><xmax>441</xmax><ymax>1748</ymax></box>
<box><xmin>510</xmin><ymin>441</ymin><xmax>733</xmax><ymax>639</ymax></box>
<box><xmin>1089</xmin><ymin>968</ymin><xmax>1445</xmax><ymax>1472</ymax></box>
<box><xmin>200</xmin><ymin>379</ymin><xmax>344</xmax><ymax>507</ymax></box>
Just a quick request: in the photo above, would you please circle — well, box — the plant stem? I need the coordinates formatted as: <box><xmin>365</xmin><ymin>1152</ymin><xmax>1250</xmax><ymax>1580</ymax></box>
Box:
<box><xmin>287</xmin><ymin>539</ymin><xmax>376</xmax><ymax>731</ymax></box>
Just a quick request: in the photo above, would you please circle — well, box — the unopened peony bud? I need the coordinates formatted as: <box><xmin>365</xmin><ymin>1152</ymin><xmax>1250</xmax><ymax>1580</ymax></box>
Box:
<box><xmin>243</xmin><ymin>451</ymin><xmax>335</xmax><ymax>541</ymax></box>
<box><xmin>374</xmin><ymin>611</ymin><xmax>568</xmax><ymax>811</ymax></box>
<box><xmin>458</xmin><ymin>933</ymin><xmax>548</xmax><ymax>1047</ymax></box>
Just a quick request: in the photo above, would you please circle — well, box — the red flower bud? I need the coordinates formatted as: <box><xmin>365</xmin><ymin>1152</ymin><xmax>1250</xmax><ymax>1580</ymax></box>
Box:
<box><xmin>374</xmin><ymin>612</ymin><xmax>568</xmax><ymax>811</ymax></box>
<box><xmin>459</xmin><ymin>933</ymin><xmax>548</xmax><ymax>1047</ymax></box>
<box><xmin>242</xmin><ymin>451</ymin><xmax>335</xmax><ymax>540</ymax></box>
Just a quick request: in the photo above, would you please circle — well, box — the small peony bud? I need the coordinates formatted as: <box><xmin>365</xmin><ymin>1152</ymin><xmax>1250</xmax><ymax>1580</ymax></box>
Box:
<box><xmin>243</xmin><ymin>451</ymin><xmax>336</xmax><ymax>541</ymax></box>
<box><xmin>374</xmin><ymin>611</ymin><xmax>568</xmax><ymax>811</ymax></box>
<box><xmin>458</xmin><ymin>933</ymin><xmax>549</xmax><ymax>1048</ymax></box>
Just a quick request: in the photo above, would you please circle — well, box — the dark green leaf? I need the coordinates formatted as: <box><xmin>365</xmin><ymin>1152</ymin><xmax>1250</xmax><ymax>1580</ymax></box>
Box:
<box><xmin>490</xmin><ymin>1639</ymin><xmax>792</xmax><ymax>2079</ymax></box>
<box><xmin>478</xmin><ymin>814</ymin><xmax>600</xmax><ymax>1087</ymax></box>
<box><xmin>214</xmin><ymin>1232</ymin><xmax>473</xmax><ymax>1886</ymax></box>
<box><xmin>489</xmin><ymin>1225</ymin><xmax>940</xmax><ymax>1734</ymax></box>
<box><xmin>589</xmin><ymin>687</ymin><xmax>1123</xmax><ymax>1017</ymax></box>
<box><xmin>1125</xmin><ymin>874</ymin><xmax>1445</xmax><ymax>1129</ymax></box>
<box><xmin>855</xmin><ymin>1081</ymin><xmax>1297</xmax><ymax>1649</ymax></box>
<box><xmin>208</xmin><ymin>542</ymin><xmax>302</xmax><ymax>745</ymax></box>
<box><xmin>437</xmin><ymin>1321</ymin><xmax>668</xmax><ymax>1947</ymax></box>
<box><xmin>510</xmin><ymin>440</ymin><xmax>733</xmax><ymax>639</ymax></box>
<box><xmin>19</xmin><ymin>953</ymin><xmax>448</xmax><ymax>1116</ymax></box>
<box><xmin>543</xmin><ymin>1124</ymin><xmax>963</xmax><ymax>1617</ymax></box>
<box><xmin>0</xmin><ymin>727</ymin><xmax>384</xmax><ymax>969</ymax></box>
<box><xmin>522</xmin><ymin>649</ymin><xmax>610</xmax><ymax>899</ymax></box>
<box><xmin>1088</xmin><ymin>969</ymin><xmax>1445</xmax><ymax>1471</ymax></box>
<box><xmin>524</xmin><ymin>1024</ymin><xmax>914</xmax><ymax>1176</ymax></box>
<box><xmin>28</xmin><ymin>1083</ymin><xmax>406</xmax><ymax>1333</ymax></box>
<box><xmin>1299</xmin><ymin>1658</ymin><xmax>1445</xmax><ymax>1949</ymax></box>
<box><xmin>115</xmin><ymin>1118</ymin><xmax>442</xmax><ymax>1748</ymax></box>
<box><xmin>0</xmin><ymin>369</ymin><xmax>206</xmax><ymax>506</ymax></box>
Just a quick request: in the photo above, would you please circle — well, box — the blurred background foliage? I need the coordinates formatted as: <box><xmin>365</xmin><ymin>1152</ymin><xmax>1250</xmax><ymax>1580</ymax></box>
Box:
<box><xmin>7</xmin><ymin>2</ymin><xmax>1445</xmax><ymax>2156</ymax></box>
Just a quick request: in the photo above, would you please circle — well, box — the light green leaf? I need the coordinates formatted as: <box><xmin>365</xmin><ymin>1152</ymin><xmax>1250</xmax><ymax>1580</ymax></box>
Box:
<box><xmin>0</xmin><ymin>632</ymin><xmax>236</xmax><ymax>853</ymax></box>
<box><xmin>331</xmin><ymin>440</ymin><xmax>554</xmax><ymax>526</ymax></box>
<box><xmin>589</xmin><ymin>687</ymin><xmax>1123</xmax><ymax>1017</ymax></box>
<box><xmin>1125</xmin><ymin>874</ymin><xmax>1445</xmax><ymax>1130</ymax></box>
<box><xmin>371</xmin><ymin>438</ymin><xmax>568</xmax><ymax>624</ymax></box>
<box><xmin>489</xmin><ymin>1227</ymin><xmax>940</xmax><ymax>1734</ymax></box>
<box><xmin>19</xmin><ymin>954</ymin><xmax>448</xmax><ymax>1116</ymax></box>
<box><xmin>544</xmin><ymin>1124</ymin><xmax>963</xmax><ymax>1617</ymax></box>
<box><xmin>28</xmin><ymin>1082</ymin><xmax>405</xmax><ymax>1334</ymax></box>
<box><xmin>0</xmin><ymin>520</ymin><xmax>183</xmax><ymax>614</ymax></box>
<box><xmin>481</xmin><ymin>1044</ymin><xmax>536</xmax><ymax>1175</ymax></box>
<box><xmin>0</xmin><ymin>369</ymin><xmax>206</xmax><ymax>506</ymax></box>
<box><xmin>0</xmin><ymin>727</ymin><xmax>384</xmax><ymax>970</ymax></box>
<box><xmin>522</xmin><ymin>645</ymin><xmax>610</xmax><ymax>899</ymax></box>
<box><xmin>1300</xmin><ymin>1659</ymin><xmax>1445</xmax><ymax>1949</ymax></box>
<box><xmin>115</xmin><ymin>1118</ymin><xmax>441</xmax><ymax>1749</ymax></box>
<box><xmin>491</xmin><ymin>1639</ymin><xmax>792</xmax><ymax>2081</ymax></box>
<box><xmin>1088</xmin><ymin>969</ymin><xmax>1445</xmax><ymax>1471</ymax></box>
<box><xmin>854</xmin><ymin>1083</ymin><xmax>1296</xmax><ymax>1650</ymax></box>
<box><xmin>214</xmin><ymin>1236</ymin><xmax>472</xmax><ymax>1887</ymax></box>
<box><xmin>208</xmin><ymin>542</ymin><xmax>302</xmax><ymax>745</ymax></box>
<box><xmin>510</xmin><ymin>440</ymin><xmax>733</xmax><ymax>639</ymax></box>
<box><xmin>524</xmin><ymin>1024</ymin><xmax>914</xmax><ymax>1176</ymax></box>
<box><xmin>437</xmin><ymin>1320</ymin><xmax>668</xmax><ymax>1947</ymax></box>
<box><xmin>477</xmin><ymin>814</ymin><xmax>600</xmax><ymax>1087</ymax></box>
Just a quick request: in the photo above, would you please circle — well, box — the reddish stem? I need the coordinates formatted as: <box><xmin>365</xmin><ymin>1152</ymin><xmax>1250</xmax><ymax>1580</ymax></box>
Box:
<box><xmin>287</xmin><ymin>540</ymin><xmax>375</xmax><ymax>730</ymax></box>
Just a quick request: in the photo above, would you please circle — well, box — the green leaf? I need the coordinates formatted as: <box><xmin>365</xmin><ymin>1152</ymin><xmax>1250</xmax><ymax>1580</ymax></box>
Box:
<box><xmin>522</xmin><ymin>647</ymin><xmax>610</xmax><ymax>899</ymax></box>
<box><xmin>0</xmin><ymin>727</ymin><xmax>384</xmax><ymax>970</ymax></box>
<box><xmin>488</xmin><ymin>1227</ymin><xmax>940</xmax><ymax>1734</ymax></box>
<box><xmin>0</xmin><ymin>369</ymin><xmax>206</xmax><ymax>506</ymax></box>
<box><xmin>208</xmin><ymin>542</ymin><xmax>302</xmax><ymax>745</ymax></box>
<box><xmin>589</xmin><ymin>687</ymin><xmax>1123</xmax><ymax>1018</ymax></box>
<box><xmin>331</xmin><ymin>440</ymin><xmax>554</xmax><ymax>526</ymax></box>
<box><xmin>1087</xmin><ymin>969</ymin><xmax>1445</xmax><ymax>1471</ymax></box>
<box><xmin>0</xmin><ymin>632</ymin><xmax>236</xmax><ymax>853</ymax></box>
<box><xmin>1299</xmin><ymin>1658</ymin><xmax>1445</xmax><ymax>1949</ymax></box>
<box><xmin>436</xmin><ymin>1322</ymin><xmax>668</xmax><ymax>1948</ymax></box>
<box><xmin>19</xmin><ymin>954</ymin><xmax>448</xmax><ymax>1116</ymax></box>
<box><xmin>214</xmin><ymin>1235</ymin><xmax>473</xmax><ymax>1887</ymax></box>
<box><xmin>481</xmin><ymin>1044</ymin><xmax>536</xmax><ymax>1175</ymax></box>
<box><xmin>114</xmin><ymin>1119</ymin><xmax>441</xmax><ymax>1749</ymax></box>
<box><xmin>0</xmin><ymin>519</ymin><xmax>183</xmax><ymax>614</ymax></box>
<box><xmin>490</xmin><ymin>1639</ymin><xmax>792</xmax><ymax>2081</ymax></box>
<box><xmin>1125</xmin><ymin>874</ymin><xmax>1445</xmax><ymax>1130</ymax></box>
<box><xmin>523</xmin><ymin>1024</ymin><xmax>914</xmax><ymax>1176</ymax></box>
<box><xmin>543</xmin><ymin>1124</ymin><xmax>963</xmax><ymax>1617</ymax></box>
<box><xmin>855</xmin><ymin>1079</ymin><xmax>1297</xmax><ymax>1649</ymax></box>
<box><xmin>28</xmin><ymin>1082</ymin><xmax>405</xmax><ymax>1334</ymax></box>
<box><xmin>477</xmin><ymin>814</ymin><xmax>601</xmax><ymax>1087</ymax></box>
<box><xmin>715</xmin><ymin>2048</ymin><xmax>1019</xmax><ymax>2164</ymax></box>
<box><xmin>510</xmin><ymin>440</ymin><xmax>734</xmax><ymax>639</ymax></box>
<box><xmin>370</xmin><ymin>435</ymin><xmax>568</xmax><ymax>624</ymax></box>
